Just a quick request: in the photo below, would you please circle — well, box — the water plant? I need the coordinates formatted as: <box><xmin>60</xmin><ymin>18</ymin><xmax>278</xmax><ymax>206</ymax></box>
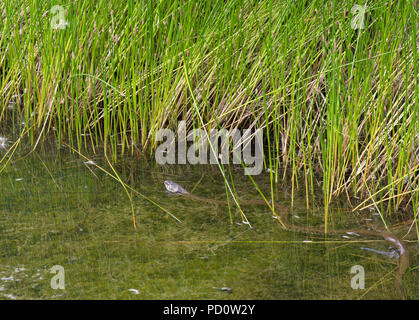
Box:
<box><xmin>0</xmin><ymin>0</ymin><xmax>417</xmax><ymax>234</ymax></box>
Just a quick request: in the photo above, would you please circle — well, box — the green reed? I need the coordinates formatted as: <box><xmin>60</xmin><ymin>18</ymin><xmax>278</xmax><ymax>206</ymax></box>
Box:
<box><xmin>0</xmin><ymin>0</ymin><xmax>417</xmax><ymax>233</ymax></box>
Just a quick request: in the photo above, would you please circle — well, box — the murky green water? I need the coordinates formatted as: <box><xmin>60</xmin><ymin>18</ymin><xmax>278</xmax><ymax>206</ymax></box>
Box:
<box><xmin>0</xmin><ymin>142</ymin><xmax>417</xmax><ymax>299</ymax></box>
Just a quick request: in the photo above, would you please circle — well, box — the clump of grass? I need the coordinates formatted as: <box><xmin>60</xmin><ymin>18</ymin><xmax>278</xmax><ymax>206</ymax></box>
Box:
<box><xmin>0</xmin><ymin>0</ymin><xmax>417</xmax><ymax>230</ymax></box>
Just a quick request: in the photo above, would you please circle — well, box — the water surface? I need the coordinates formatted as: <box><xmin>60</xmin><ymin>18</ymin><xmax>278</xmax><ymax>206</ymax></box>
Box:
<box><xmin>0</xmin><ymin>144</ymin><xmax>417</xmax><ymax>299</ymax></box>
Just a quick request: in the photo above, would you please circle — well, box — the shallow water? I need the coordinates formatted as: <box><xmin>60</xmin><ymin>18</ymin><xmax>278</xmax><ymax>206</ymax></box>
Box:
<box><xmin>0</xmin><ymin>144</ymin><xmax>417</xmax><ymax>299</ymax></box>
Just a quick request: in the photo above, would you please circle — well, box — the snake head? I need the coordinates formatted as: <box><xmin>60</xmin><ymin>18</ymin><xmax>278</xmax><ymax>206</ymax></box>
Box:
<box><xmin>164</xmin><ymin>180</ymin><xmax>189</xmax><ymax>194</ymax></box>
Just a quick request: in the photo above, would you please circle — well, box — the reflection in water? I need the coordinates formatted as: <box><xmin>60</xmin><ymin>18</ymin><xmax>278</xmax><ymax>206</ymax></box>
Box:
<box><xmin>0</xmin><ymin>145</ymin><xmax>416</xmax><ymax>299</ymax></box>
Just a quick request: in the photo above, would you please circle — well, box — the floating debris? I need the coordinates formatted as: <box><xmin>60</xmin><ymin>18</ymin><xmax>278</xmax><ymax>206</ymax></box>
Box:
<box><xmin>128</xmin><ymin>289</ymin><xmax>140</xmax><ymax>294</ymax></box>
<box><xmin>212</xmin><ymin>287</ymin><xmax>233</xmax><ymax>293</ymax></box>
<box><xmin>1</xmin><ymin>276</ymin><xmax>19</xmax><ymax>282</ymax></box>
<box><xmin>346</xmin><ymin>231</ymin><xmax>360</xmax><ymax>236</ymax></box>
<box><xmin>292</xmin><ymin>215</ymin><xmax>300</xmax><ymax>219</ymax></box>
<box><xmin>84</xmin><ymin>160</ymin><xmax>96</xmax><ymax>165</ymax></box>
<box><xmin>303</xmin><ymin>240</ymin><xmax>313</xmax><ymax>243</ymax></box>
<box><xmin>341</xmin><ymin>235</ymin><xmax>350</xmax><ymax>239</ymax></box>
<box><xmin>3</xmin><ymin>293</ymin><xmax>17</xmax><ymax>300</ymax></box>
<box><xmin>15</xmin><ymin>178</ymin><xmax>24</xmax><ymax>181</ymax></box>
